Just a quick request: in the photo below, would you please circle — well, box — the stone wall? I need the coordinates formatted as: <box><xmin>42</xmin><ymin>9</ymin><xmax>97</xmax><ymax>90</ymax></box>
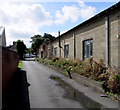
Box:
<box><xmin>109</xmin><ymin>10</ymin><xmax>120</xmax><ymax>67</ymax></box>
<box><xmin>75</xmin><ymin>17</ymin><xmax>106</xmax><ymax>62</ymax></box>
<box><xmin>60</xmin><ymin>32</ymin><xmax>74</xmax><ymax>59</ymax></box>
<box><xmin>51</xmin><ymin>39</ymin><xmax>59</xmax><ymax>58</ymax></box>
<box><xmin>118</xmin><ymin>12</ymin><xmax>120</xmax><ymax>68</ymax></box>
<box><xmin>0</xmin><ymin>46</ymin><xmax>19</xmax><ymax>91</ymax></box>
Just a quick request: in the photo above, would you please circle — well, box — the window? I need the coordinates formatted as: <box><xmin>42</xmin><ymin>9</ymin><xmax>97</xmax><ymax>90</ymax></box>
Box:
<box><xmin>64</xmin><ymin>44</ymin><xmax>69</xmax><ymax>58</ymax></box>
<box><xmin>54</xmin><ymin>47</ymin><xmax>57</xmax><ymax>56</ymax></box>
<box><xmin>83</xmin><ymin>39</ymin><xmax>93</xmax><ymax>59</ymax></box>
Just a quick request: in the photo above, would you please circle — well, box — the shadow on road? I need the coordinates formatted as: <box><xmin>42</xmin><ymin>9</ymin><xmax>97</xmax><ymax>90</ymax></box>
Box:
<box><xmin>2</xmin><ymin>68</ymin><xmax>30</xmax><ymax>110</ymax></box>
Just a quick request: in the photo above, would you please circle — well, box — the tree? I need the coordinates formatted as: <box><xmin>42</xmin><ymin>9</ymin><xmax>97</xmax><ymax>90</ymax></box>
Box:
<box><xmin>30</xmin><ymin>33</ymin><xmax>55</xmax><ymax>55</ymax></box>
<box><xmin>31</xmin><ymin>37</ymin><xmax>43</xmax><ymax>55</ymax></box>
<box><xmin>43</xmin><ymin>33</ymin><xmax>55</xmax><ymax>42</ymax></box>
<box><xmin>25</xmin><ymin>48</ymin><xmax>31</xmax><ymax>54</ymax></box>
<box><xmin>16</xmin><ymin>40</ymin><xmax>26</xmax><ymax>60</ymax></box>
<box><xmin>30</xmin><ymin>34</ymin><xmax>42</xmax><ymax>43</ymax></box>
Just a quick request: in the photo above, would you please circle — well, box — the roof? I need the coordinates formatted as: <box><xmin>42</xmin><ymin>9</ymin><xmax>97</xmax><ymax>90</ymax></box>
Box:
<box><xmin>6</xmin><ymin>45</ymin><xmax>12</xmax><ymax>49</ymax></box>
<box><xmin>51</xmin><ymin>1</ymin><xmax>120</xmax><ymax>42</ymax></box>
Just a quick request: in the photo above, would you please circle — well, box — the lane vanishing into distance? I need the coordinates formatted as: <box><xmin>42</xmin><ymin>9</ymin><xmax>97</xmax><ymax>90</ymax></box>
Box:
<box><xmin>22</xmin><ymin>60</ymin><xmax>118</xmax><ymax>109</ymax></box>
<box><xmin>23</xmin><ymin>60</ymin><xmax>83</xmax><ymax>108</ymax></box>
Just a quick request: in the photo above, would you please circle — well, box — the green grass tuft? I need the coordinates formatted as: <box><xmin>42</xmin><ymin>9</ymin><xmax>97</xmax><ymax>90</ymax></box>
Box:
<box><xmin>18</xmin><ymin>61</ymin><xmax>22</xmax><ymax>69</ymax></box>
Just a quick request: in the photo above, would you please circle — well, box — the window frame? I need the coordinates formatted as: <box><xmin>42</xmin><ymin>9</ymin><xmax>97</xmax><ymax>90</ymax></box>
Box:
<box><xmin>64</xmin><ymin>44</ymin><xmax>69</xmax><ymax>58</ymax></box>
<box><xmin>83</xmin><ymin>39</ymin><xmax>93</xmax><ymax>60</ymax></box>
<box><xmin>54</xmin><ymin>47</ymin><xmax>57</xmax><ymax>57</ymax></box>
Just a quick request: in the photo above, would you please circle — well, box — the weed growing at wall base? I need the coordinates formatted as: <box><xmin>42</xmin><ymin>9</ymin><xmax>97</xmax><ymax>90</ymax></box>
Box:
<box><xmin>18</xmin><ymin>61</ymin><xmax>22</xmax><ymax>69</ymax></box>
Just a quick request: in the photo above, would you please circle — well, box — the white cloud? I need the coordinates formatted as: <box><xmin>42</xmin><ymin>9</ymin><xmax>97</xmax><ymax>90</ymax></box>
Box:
<box><xmin>55</xmin><ymin>5</ymin><xmax>80</xmax><ymax>24</ymax></box>
<box><xmin>0</xmin><ymin>1</ymin><xmax>96</xmax><ymax>47</ymax></box>
<box><xmin>0</xmin><ymin>2</ymin><xmax>52</xmax><ymax>47</ymax></box>
<box><xmin>49</xmin><ymin>31</ymin><xmax>58</xmax><ymax>37</ymax></box>
<box><xmin>55</xmin><ymin>1</ymin><xmax>96</xmax><ymax>24</ymax></box>
<box><xmin>80</xmin><ymin>6</ymin><xmax>96</xmax><ymax>19</ymax></box>
<box><xmin>78</xmin><ymin>1</ymin><xmax>96</xmax><ymax>19</ymax></box>
<box><xmin>49</xmin><ymin>30</ymin><xmax>67</xmax><ymax>37</ymax></box>
<box><xmin>6</xmin><ymin>36</ymin><xmax>32</xmax><ymax>48</ymax></box>
<box><xmin>78</xmin><ymin>1</ymin><xmax>86</xmax><ymax>7</ymax></box>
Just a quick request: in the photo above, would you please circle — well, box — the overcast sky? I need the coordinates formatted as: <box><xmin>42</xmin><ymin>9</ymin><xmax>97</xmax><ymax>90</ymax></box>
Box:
<box><xmin>0</xmin><ymin>0</ymin><xmax>118</xmax><ymax>47</ymax></box>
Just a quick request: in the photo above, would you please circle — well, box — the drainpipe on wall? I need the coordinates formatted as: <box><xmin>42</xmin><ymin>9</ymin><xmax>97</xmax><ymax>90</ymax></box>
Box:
<box><xmin>58</xmin><ymin>31</ymin><xmax>61</xmax><ymax>58</ymax></box>
<box><xmin>73</xmin><ymin>32</ymin><xmax>76</xmax><ymax>59</ymax></box>
<box><xmin>105</xmin><ymin>16</ymin><xmax>110</xmax><ymax>67</ymax></box>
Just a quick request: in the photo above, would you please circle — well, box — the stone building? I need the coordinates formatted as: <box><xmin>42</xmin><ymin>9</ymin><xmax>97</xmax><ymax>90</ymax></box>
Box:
<box><xmin>43</xmin><ymin>2</ymin><xmax>120</xmax><ymax>68</ymax></box>
<box><xmin>6</xmin><ymin>41</ymin><xmax>17</xmax><ymax>52</ymax></box>
<box><xmin>0</xmin><ymin>26</ymin><xmax>6</xmax><ymax>47</ymax></box>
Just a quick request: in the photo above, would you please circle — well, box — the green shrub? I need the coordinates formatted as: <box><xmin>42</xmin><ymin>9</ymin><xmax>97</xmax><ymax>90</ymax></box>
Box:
<box><xmin>63</xmin><ymin>60</ymin><xmax>69</xmax><ymax>66</ymax></box>
<box><xmin>107</xmin><ymin>68</ymin><xmax>120</xmax><ymax>94</ymax></box>
<box><xmin>81</xmin><ymin>59</ymin><xmax>93</xmax><ymax>77</ymax></box>
<box><xmin>99</xmin><ymin>67</ymin><xmax>120</xmax><ymax>94</ymax></box>
<box><xmin>74</xmin><ymin>66</ymin><xmax>84</xmax><ymax>75</ymax></box>
<box><xmin>66</xmin><ymin>66</ymin><xmax>73</xmax><ymax>79</ymax></box>
<box><xmin>18</xmin><ymin>61</ymin><xmax>22</xmax><ymax>69</ymax></box>
<box><xmin>51</xmin><ymin>57</ymin><xmax>59</xmax><ymax>62</ymax></box>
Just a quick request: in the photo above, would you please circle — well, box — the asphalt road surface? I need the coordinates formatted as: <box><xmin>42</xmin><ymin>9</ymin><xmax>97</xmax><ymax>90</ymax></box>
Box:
<box><xmin>23</xmin><ymin>60</ymin><xmax>119</xmax><ymax>109</ymax></box>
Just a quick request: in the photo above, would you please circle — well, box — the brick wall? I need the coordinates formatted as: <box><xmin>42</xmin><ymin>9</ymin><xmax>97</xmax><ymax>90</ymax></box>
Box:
<box><xmin>0</xmin><ymin>46</ymin><xmax>19</xmax><ymax>91</ymax></box>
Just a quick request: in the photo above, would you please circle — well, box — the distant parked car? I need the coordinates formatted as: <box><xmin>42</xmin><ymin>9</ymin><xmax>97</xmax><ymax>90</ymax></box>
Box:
<box><xmin>24</xmin><ymin>53</ymin><xmax>30</xmax><ymax>58</ymax></box>
<box><xmin>29</xmin><ymin>54</ymin><xmax>36</xmax><ymax>58</ymax></box>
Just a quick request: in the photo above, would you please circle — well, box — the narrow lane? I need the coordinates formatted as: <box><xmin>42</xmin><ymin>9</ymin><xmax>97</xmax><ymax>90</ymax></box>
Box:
<box><xmin>23</xmin><ymin>60</ymin><xmax>119</xmax><ymax>109</ymax></box>
<box><xmin>23</xmin><ymin>61</ymin><xmax>82</xmax><ymax>108</ymax></box>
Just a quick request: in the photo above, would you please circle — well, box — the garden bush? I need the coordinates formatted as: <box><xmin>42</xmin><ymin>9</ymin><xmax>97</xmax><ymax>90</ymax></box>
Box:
<box><xmin>107</xmin><ymin>68</ymin><xmax>120</xmax><ymax>94</ymax></box>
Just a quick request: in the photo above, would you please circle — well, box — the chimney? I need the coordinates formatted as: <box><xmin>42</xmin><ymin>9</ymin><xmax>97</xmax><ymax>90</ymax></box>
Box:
<box><xmin>13</xmin><ymin>41</ymin><xmax>16</xmax><ymax>45</ymax></box>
